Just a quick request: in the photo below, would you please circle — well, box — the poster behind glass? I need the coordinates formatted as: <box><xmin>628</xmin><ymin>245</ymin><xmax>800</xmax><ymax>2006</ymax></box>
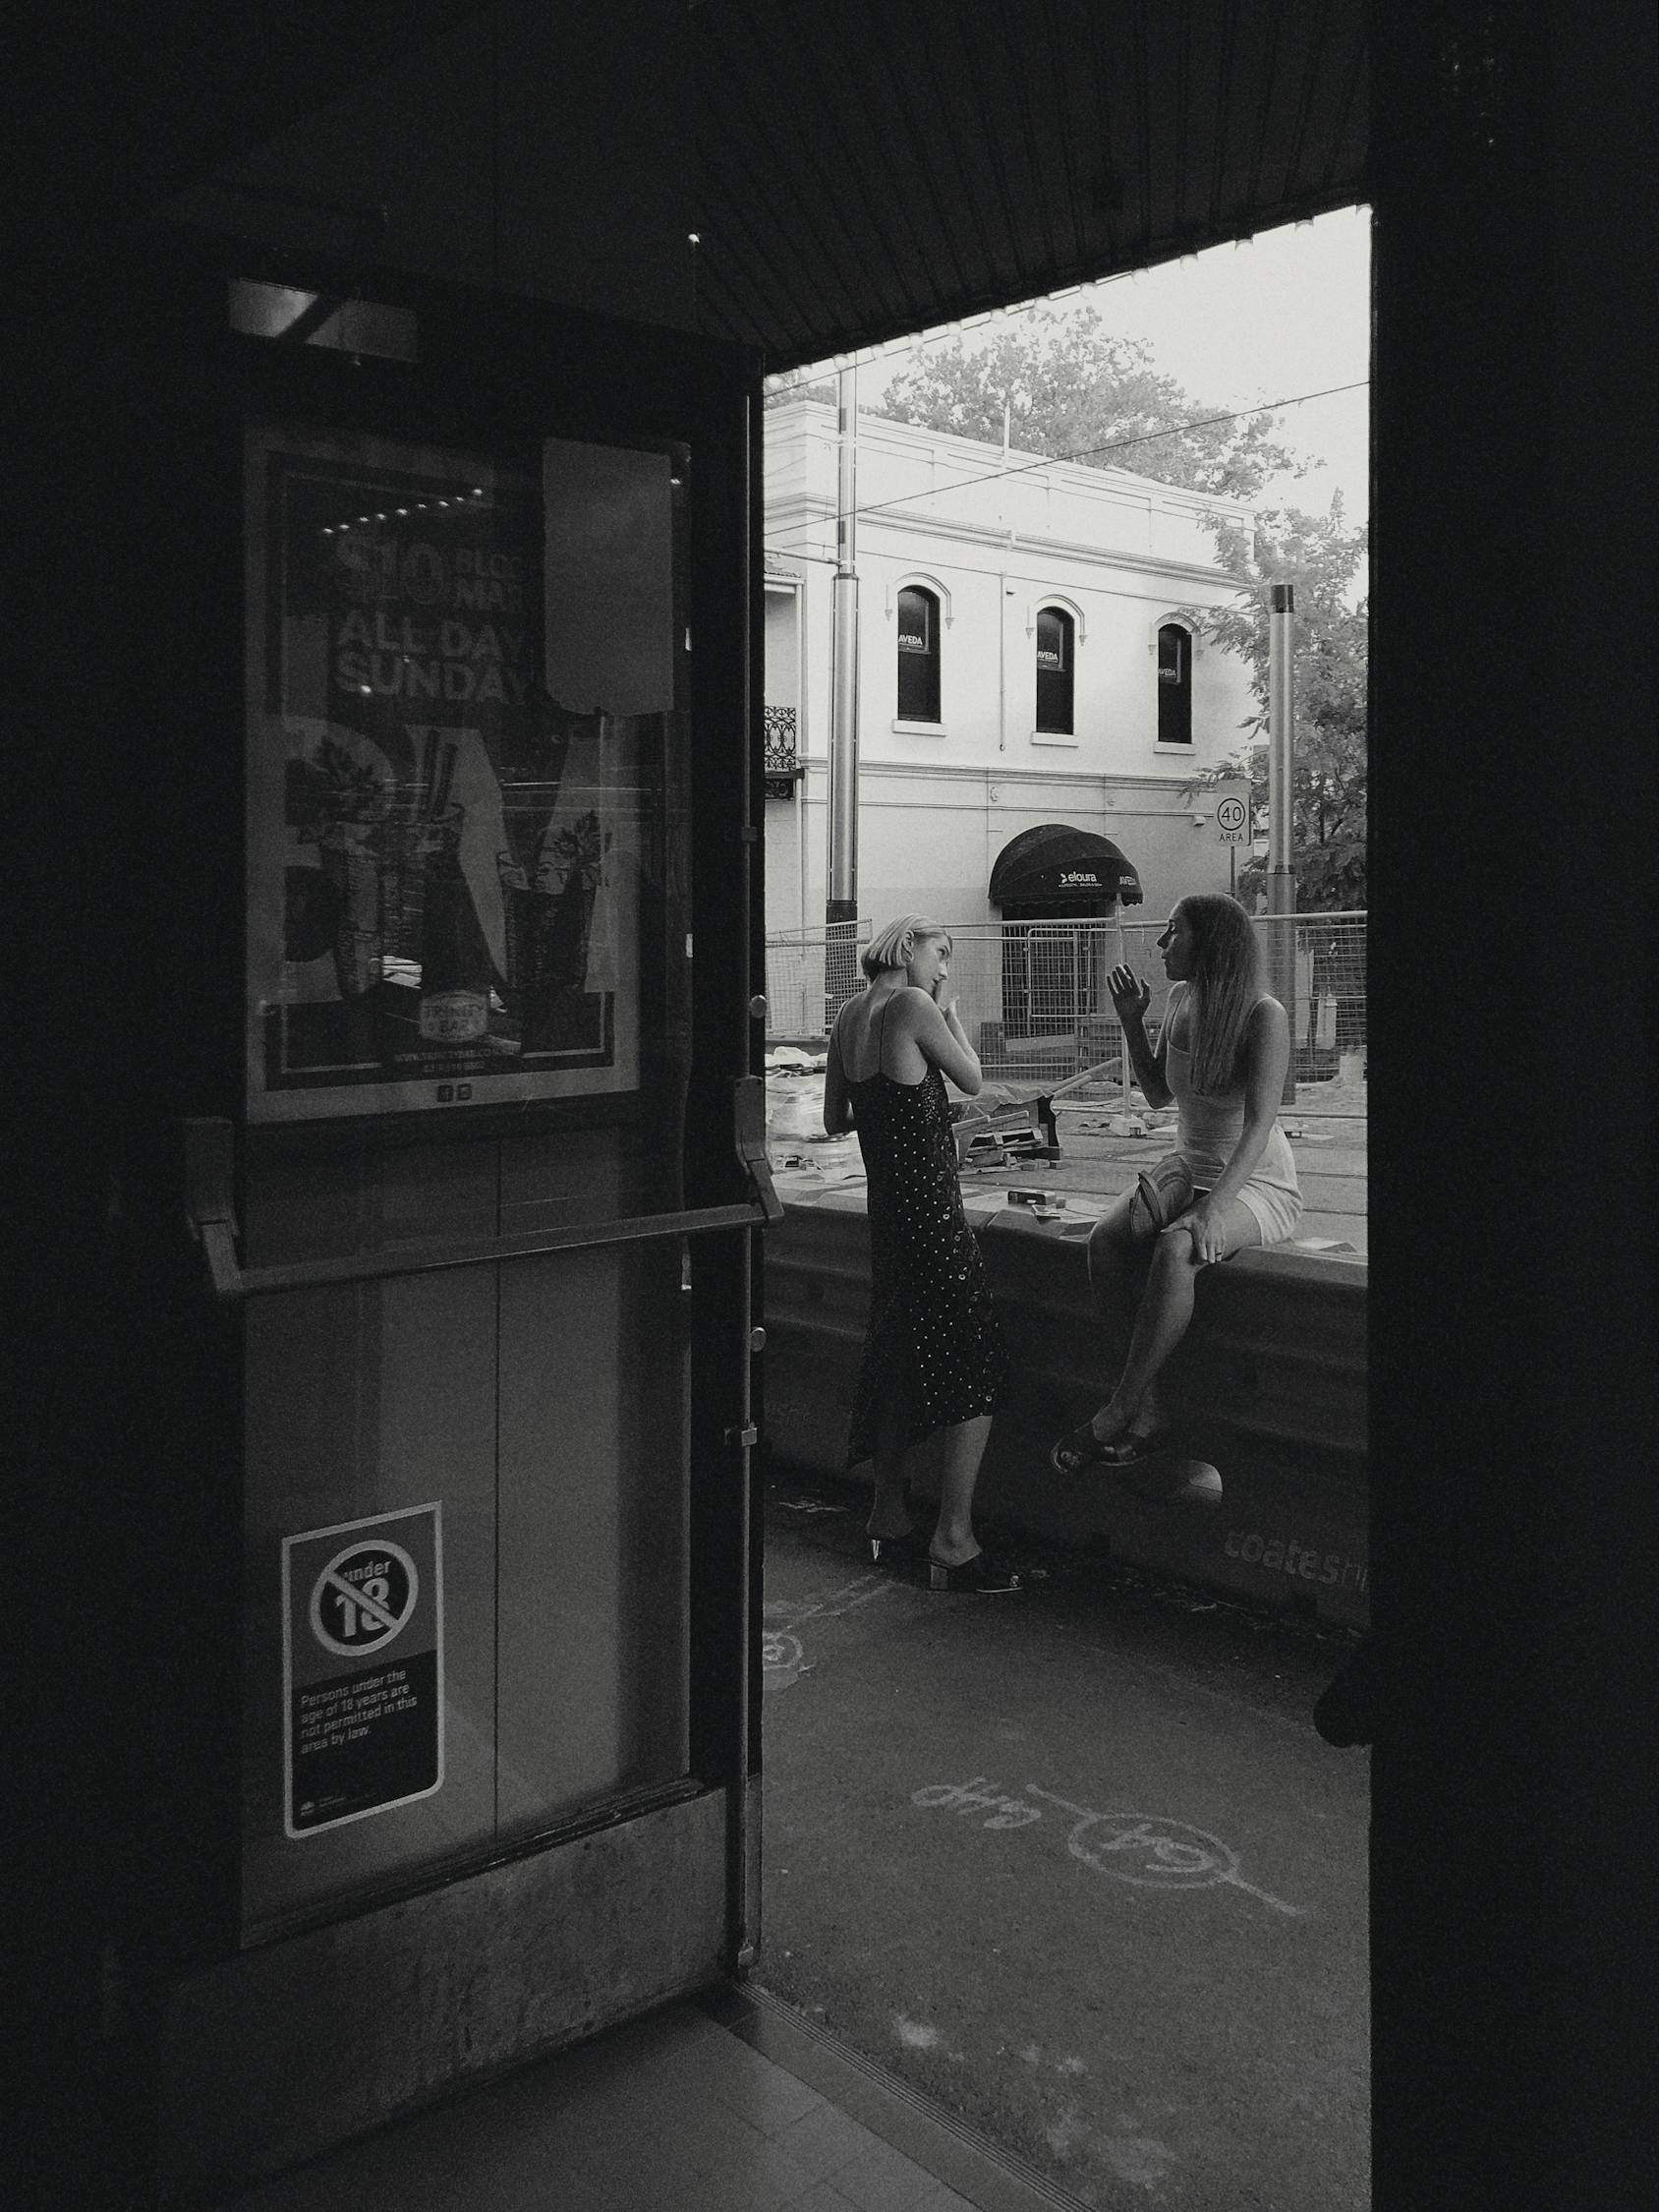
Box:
<box><xmin>247</xmin><ymin>426</ymin><xmax>678</xmax><ymax>1121</ymax></box>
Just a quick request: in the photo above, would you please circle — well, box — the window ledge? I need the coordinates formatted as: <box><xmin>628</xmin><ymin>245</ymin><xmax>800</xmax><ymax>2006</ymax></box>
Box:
<box><xmin>1154</xmin><ymin>740</ymin><xmax>1196</xmax><ymax>752</ymax></box>
<box><xmin>1029</xmin><ymin>730</ymin><xmax>1079</xmax><ymax>747</ymax></box>
<box><xmin>890</xmin><ymin>719</ymin><xmax>947</xmax><ymax>736</ymax></box>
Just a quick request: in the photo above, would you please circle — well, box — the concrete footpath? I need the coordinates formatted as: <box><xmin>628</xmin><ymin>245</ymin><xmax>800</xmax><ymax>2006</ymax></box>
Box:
<box><xmin>756</xmin><ymin>1481</ymin><xmax>1370</xmax><ymax>2212</ymax></box>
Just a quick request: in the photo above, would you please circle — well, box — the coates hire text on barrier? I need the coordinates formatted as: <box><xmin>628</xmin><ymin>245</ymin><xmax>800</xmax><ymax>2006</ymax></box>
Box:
<box><xmin>1223</xmin><ymin>1529</ymin><xmax>1368</xmax><ymax>1591</ymax></box>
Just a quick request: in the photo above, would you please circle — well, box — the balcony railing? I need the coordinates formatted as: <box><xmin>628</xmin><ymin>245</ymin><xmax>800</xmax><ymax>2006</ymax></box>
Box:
<box><xmin>764</xmin><ymin>704</ymin><xmax>801</xmax><ymax>799</ymax></box>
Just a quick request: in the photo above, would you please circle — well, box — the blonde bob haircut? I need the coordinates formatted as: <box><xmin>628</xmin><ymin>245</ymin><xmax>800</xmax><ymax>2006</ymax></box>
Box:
<box><xmin>859</xmin><ymin>913</ymin><xmax>952</xmax><ymax>980</ymax></box>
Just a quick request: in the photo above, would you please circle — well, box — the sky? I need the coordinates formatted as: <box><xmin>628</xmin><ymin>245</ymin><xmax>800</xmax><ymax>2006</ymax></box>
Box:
<box><xmin>783</xmin><ymin>206</ymin><xmax>1372</xmax><ymax>521</ymax></box>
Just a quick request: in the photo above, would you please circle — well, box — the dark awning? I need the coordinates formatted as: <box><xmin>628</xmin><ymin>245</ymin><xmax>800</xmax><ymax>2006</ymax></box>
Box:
<box><xmin>695</xmin><ymin>3</ymin><xmax>1367</xmax><ymax>370</ymax></box>
<box><xmin>990</xmin><ymin>824</ymin><xmax>1143</xmax><ymax>908</ymax></box>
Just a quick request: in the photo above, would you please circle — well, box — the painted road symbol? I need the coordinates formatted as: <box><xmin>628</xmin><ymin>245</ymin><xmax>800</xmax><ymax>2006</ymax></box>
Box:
<box><xmin>913</xmin><ymin>1777</ymin><xmax>1303</xmax><ymax>1915</ymax></box>
<box><xmin>309</xmin><ymin>1539</ymin><xmax>419</xmax><ymax>1659</ymax></box>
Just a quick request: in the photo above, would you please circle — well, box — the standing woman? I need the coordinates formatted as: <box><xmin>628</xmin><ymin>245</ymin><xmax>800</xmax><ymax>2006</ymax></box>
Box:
<box><xmin>1051</xmin><ymin>893</ymin><xmax>1302</xmax><ymax>1473</ymax></box>
<box><xmin>824</xmin><ymin>915</ymin><xmax>1016</xmax><ymax>1592</ymax></box>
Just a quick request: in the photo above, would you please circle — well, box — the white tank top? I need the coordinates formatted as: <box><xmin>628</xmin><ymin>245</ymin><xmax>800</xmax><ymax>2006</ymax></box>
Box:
<box><xmin>1163</xmin><ymin>986</ymin><xmax>1298</xmax><ymax>1196</ymax></box>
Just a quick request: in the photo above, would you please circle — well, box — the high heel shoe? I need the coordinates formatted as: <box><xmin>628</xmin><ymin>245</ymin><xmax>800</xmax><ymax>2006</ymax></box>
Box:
<box><xmin>869</xmin><ymin>1527</ymin><xmax>927</xmax><ymax>1572</ymax></box>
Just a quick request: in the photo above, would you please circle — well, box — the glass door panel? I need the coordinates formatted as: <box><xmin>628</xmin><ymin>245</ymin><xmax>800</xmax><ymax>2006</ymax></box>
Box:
<box><xmin>237</xmin><ymin>412</ymin><xmax>717</xmax><ymax>1938</ymax></box>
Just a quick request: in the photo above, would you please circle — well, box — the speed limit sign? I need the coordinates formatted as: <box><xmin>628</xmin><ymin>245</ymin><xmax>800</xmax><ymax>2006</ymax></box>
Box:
<box><xmin>1216</xmin><ymin>795</ymin><xmax>1248</xmax><ymax>844</ymax></box>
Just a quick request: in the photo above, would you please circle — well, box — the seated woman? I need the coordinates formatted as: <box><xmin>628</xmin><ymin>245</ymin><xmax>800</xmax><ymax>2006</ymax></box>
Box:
<box><xmin>823</xmin><ymin>915</ymin><xmax>1016</xmax><ymax>1592</ymax></box>
<box><xmin>1051</xmin><ymin>892</ymin><xmax>1302</xmax><ymax>1474</ymax></box>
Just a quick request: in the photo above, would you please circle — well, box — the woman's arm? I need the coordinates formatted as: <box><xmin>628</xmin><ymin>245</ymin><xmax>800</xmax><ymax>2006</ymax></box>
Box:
<box><xmin>1110</xmin><ymin>964</ymin><xmax>1173</xmax><ymax>1109</ymax></box>
<box><xmin>904</xmin><ymin>985</ymin><xmax>984</xmax><ymax>1096</ymax></box>
<box><xmin>1180</xmin><ymin>999</ymin><xmax>1290</xmax><ymax>1257</ymax></box>
<box><xmin>822</xmin><ymin>1021</ymin><xmax>855</xmax><ymax>1135</ymax></box>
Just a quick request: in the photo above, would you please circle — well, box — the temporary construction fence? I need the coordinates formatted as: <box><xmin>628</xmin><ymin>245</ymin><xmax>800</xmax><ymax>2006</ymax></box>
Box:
<box><xmin>763</xmin><ymin>920</ymin><xmax>872</xmax><ymax>1038</ymax></box>
<box><xmin>765</xmin><ymin>912</ymin><xmax>1367</xmax><ymax>1114</ymax></box>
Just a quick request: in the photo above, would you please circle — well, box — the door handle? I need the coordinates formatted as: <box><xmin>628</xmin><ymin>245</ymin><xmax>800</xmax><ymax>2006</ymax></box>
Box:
<box><xmin>733</xmin><ymin>1074</ymin><xmax>783</xmax><ymax>1224</ymax></box>
<box><xmin>184</xmin><ymin>1116</ymin><xmax>247</xmax><ymax>1299</ymax></box>
<box><xmin>184</xmin><ymin>1093</ymin><xmax>783</xmax><ymax>1302</ymax></box>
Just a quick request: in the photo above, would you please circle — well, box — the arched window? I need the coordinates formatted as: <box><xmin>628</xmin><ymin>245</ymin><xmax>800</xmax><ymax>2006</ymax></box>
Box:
<box><xmin>1035</xmin><ymin>607</ymin><xmax>1074</xmax><ymax>734</ymax></box>
<box><xmin>1157</xmin><ymin>622</ymin><xmax>1192</xmax><ymax>744</ymax></box>
<box><xmin>896</xmin><ymin>586</ymin><xmax>941</xmax><ymax>723</ymax></box>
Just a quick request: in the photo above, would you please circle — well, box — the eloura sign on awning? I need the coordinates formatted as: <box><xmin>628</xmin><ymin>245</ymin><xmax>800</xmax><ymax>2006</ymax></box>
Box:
<box><xmin>990</xmin><ymin>824</ymin><xmax>1143</xmax><ymax>907</ymax></box>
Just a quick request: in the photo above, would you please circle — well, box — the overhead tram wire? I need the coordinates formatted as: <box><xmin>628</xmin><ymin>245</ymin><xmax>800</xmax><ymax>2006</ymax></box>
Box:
<box><xmin>761</xmin><ymin>378</ymin><xmax>1370</xmax><ymax>552</ymax></box>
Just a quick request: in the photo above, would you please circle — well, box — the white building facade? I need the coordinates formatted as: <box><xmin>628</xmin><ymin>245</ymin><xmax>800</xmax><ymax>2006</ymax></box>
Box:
<box><xmin>763</xmin><ymin>395</ymin><xmax>1256</xmax><ymax>939</ymax></box>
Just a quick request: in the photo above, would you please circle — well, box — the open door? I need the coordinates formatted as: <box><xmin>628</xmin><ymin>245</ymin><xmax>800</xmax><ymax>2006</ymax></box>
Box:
<box><xmin>100</xmin><ymin>237</ymin><xmax>770</xmax><ymax>2201</ymax></box>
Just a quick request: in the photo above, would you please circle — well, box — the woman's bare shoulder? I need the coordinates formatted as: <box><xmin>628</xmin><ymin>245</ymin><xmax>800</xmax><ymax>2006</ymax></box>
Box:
<box><xmin>887</xmin><ymin>984</ymin><xmax>938</xmax><ymax>1024</ymax></box>
<box><xmin>1242</xmin><ymin>995</ymin><xmax>1289</xmax><ymax>1052</ymax></box>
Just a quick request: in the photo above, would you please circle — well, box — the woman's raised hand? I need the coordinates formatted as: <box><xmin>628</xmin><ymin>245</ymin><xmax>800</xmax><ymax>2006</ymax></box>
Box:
<box><xmin>931</xmin><ymin>973</ymin><xmax>958</xmax><ymax>1017</ymax></box>
<box><xmin>1108</xmin><ymin>964</ymin><xmax>1151</xmax><ymax>1022</ymax></box>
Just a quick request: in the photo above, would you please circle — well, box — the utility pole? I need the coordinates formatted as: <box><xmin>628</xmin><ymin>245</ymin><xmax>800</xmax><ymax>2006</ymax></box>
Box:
<box><xmin>826</xmin><ymin>364</ymin><xmax>861</xmax><ymax>1026</ymax></box>
<box><xmin>1266</xmin><ymin>582</ymin><xmax>1298</xmax><ymax>1105</ymax></box>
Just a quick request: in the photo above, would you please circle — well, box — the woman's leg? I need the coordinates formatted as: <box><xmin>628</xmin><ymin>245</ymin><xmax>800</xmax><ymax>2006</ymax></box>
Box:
<box><xmin>1103</xmin><ymin>1200</ymin><xmax>1263</xmax><ymax>1430</ymax></box>
<box><xmin>929</xmin><ymin>1413</ymin><xmax>995</xmax><ymax>1565</ymax></box>
<box><xmin>1080</xmin><ymin>1194</ymin><xmax>1158</xmax><ymax>1442</ymax></box>
<box><xmin>866</xmin><ymin>1372</ymin><xmax>915</xmax><ymax>1540</ymax></box>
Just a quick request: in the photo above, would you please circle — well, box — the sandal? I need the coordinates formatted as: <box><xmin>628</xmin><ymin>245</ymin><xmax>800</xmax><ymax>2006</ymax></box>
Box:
<box><xmin>927</xmin><ymin>1549</ymin><xmax>1021</xmax><ymax>1594</ymax></box>
<box><xmin>1099</xmin><ymin>1425</ymin><xmax>1174</xmax><ymax>1467</ymax></box>
<box><xmin>1049</xmin><ymin>1418</ymin><xmax>1127</xmax><ymax>1476</ymax></box>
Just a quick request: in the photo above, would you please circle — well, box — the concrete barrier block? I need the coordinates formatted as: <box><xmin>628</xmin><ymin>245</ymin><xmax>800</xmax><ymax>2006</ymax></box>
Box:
<box><xmin>760</xmin><ymin>1194</ymin><xmax>1369</xmax><ymax>1627</ymax></box>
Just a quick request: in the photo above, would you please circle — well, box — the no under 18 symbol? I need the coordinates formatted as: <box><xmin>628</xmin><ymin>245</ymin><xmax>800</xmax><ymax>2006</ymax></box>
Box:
<box><xmin>310</xmin><ymin>1540</ymin><xmax>419</xmax><ymax>1658</ymax></box>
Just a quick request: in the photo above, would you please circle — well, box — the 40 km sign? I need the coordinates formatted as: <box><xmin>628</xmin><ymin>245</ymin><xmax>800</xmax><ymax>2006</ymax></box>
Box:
<box><xmin>1215</xmin><ymin>794</ymin><xmax>1249</xmax><ymax>844</ymax></box>
<box><xmin>281</xmin><ymin>1504</ymin><xmax>443</xmax><ymax>1838</ymax></box>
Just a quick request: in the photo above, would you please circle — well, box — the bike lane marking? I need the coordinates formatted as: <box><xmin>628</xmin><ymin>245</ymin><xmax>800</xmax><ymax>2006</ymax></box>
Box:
<box><xmin>911</xmin><ymin>1777</ymin><xmax>1305</xmax><ymax>1918</ymax></box>
<box><xmin>1027</xmin><ymin>1785</ymin><xmax>1304</xmax><ymax>1916</ymax></box>
<box><xmin>765</xmin><ymin>1570</ymin><xmax>897</xmax><ymax>1686</ymax></box>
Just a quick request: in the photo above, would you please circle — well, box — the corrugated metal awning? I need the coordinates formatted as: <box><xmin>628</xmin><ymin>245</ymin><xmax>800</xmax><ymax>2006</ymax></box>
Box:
<box><xmin>693</xmin><ymin>0</ymin><xmax>1368</xmax><ymax>369</ymax></box>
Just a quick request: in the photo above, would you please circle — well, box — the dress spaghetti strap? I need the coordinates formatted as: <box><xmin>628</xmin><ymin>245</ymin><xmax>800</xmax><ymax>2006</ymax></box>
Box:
<box><xmin>874</xmin><ymin>991</ymin><xmax>893</xmax><ymax>1080</ymax></box>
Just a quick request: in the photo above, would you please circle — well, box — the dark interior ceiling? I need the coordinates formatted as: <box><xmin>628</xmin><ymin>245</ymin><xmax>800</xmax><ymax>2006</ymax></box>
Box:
<box><xmin>693</xmin><ymin>0</ymin><xmax>1369</xmax><ymax>369</ymax></box>
<box><xmin>9</xmin><ymin>2</ymin><xmax>1367</xmax><ymax>361</ymax></box>
<box><xmin>2</xmin><ymin>3</ymin><xmax>486</xmax><ymax>301</ymax></box>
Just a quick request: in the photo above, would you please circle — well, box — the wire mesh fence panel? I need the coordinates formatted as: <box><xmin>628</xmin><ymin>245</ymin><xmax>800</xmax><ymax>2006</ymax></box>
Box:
<box><xmin>765</xmin><ymin>923</ymin><xmax>870</xmax><ymax>1039</ymax></box>
<box><xmin>763</xmin><ymin>913</ymin><xmax>1366</xmax><ymax>1116</ymax></box>
<box><xmin>1253</xmin><ymin>912</ymin><xmax>1367</xmax><ymax>1106</ymax></box>
<box><xmin>944</xmin><ymin>921</ymin><xmax>1129</xmax><ymax>1090</ymax></box>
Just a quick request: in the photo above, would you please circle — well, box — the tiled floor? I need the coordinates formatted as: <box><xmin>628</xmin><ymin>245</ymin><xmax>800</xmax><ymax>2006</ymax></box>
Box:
<box><xmin>216</xmin><ymin>1982</ymin><xmax>1089</xmax><ymax>2212</ymax></box>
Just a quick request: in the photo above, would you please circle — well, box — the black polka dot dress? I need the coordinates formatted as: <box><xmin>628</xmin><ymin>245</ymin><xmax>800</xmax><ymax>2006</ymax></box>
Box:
<box><xmin>843</xmin><ymin>1038</ymin><xmax>1010</xmax><ymax>1468</ymax></box>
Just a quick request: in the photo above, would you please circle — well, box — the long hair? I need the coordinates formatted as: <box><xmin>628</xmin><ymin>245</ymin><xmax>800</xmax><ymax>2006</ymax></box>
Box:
<box><xmin>860</xmin><ymin>913</ymin><xmax>951</xmax><ymax>980</ymax></box>
<box><xmin>1178</xmin><ymin>893</ymin><xmax>1266</xmax><ymax>1094</ymax></box>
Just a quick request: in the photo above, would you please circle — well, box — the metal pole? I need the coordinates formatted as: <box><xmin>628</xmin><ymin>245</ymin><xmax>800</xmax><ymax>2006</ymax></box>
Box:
<box><xmin>1116</xmin><ymin>905</ymin><xmax>1130</xmax><ymax>1105</ymax></box>
<box><xmin>826</xmin><ymin>366</ymin><xmax>860</xmax><ymax>1025</ymax></box>
<box><xmin>1266</xmin><ymin>582</ymin><xmax>1298</xmax><ymax>1105</ymax></box>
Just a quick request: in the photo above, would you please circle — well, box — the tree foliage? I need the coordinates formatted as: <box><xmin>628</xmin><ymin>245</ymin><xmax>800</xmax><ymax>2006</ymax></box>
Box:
<box><xmin>874</xmin><ymin>308</ymin><xmax>1298</xmax><ymax>499</ymax></box>
<box><xmin>1191</xmin><ymin>503</ymin><xmax>1368</xmax><ymax>911</ymax></box>
<box><xmin>764</xmin><ymin>375</ymin><xmax>834</xmax><ymax>410</ymax></box>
